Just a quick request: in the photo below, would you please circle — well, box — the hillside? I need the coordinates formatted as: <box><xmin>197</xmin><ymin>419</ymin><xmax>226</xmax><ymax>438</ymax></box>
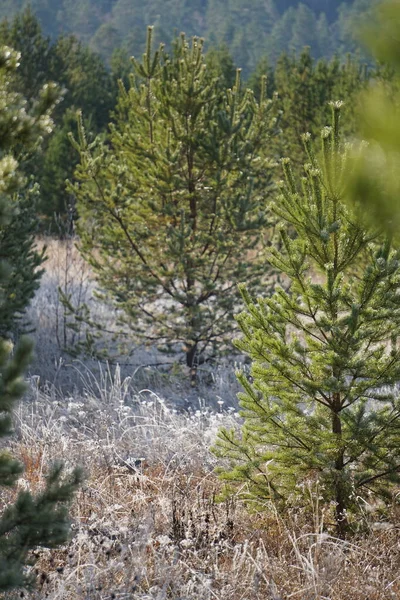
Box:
<box><xmin>0</xmin><ymin>0</ymin><xmax>375</xmax><ymax>74</ymax></box>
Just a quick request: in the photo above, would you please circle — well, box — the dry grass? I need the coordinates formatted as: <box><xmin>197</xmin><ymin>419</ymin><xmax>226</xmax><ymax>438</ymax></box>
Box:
<box><xmin>26</xmin><ymin>237</ymin><xmax>245</xmax><ymax>408</ymax></box>
<box><xmin>1</xmin><ymin>238</ymin><xmax>398</xmax><ymax>599</ymax></box>
<box><xmin>0</xmin><ymin>369</ymin><xmax>398</xmax><ymax>600</ymax></box>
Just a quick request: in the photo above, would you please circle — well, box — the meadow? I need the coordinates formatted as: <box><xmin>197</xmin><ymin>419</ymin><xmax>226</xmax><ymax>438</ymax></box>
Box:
<box><xmin>3</xmin><ymin>238</ymin><xmax>399</xmax><ymax>600</ymax></box>
<box><xmin>1</xmin><ymin>2</ymin><xmax>400</xmax><ymax>596</ymax></box>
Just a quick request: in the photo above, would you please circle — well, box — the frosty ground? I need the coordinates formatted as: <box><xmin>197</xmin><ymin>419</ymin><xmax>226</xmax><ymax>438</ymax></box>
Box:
<box><xmin>3</xmin><ymin>239</ymin><xmax>399</xmax><ymax>600</ymax></box>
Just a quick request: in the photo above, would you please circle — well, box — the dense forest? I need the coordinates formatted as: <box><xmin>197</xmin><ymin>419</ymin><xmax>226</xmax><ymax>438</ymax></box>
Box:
<box><xmin>0</xmin><ymin>6</ymin><xmax>374</xmax><ymax>226</ymax></box>
<box><xmin>0</xmin><ymin>0</ymin><xmax>376</xmax><ymax>74</ymax></box>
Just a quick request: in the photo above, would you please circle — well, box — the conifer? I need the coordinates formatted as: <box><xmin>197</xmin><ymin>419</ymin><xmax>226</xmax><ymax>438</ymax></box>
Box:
<box><xmin>348</xmin><ymin>0</ymin><xmax>400</xmax><ymax>235</ymax></box>
<box><xmin>0</xmin><ymin>42</ymin><xmax>57</xmax><ymax>337</ymax></box>
<box><xmin>214</xmin><ymin>104</ymin><xmax>400</xmax><ymax>536</ymax></box>
<box><xmin>0</xmin><ymin>46</ymin><xmax>81</xmax><ymax>592</ymax></box>
<box><xmin>0</xmin><ymin>8</ymin><xmax>116</xmax><ymax>225</ymax></box>
<box><xmin>70</xmin><ymin>27</ymin><xmax>279</xmax><ymax>381</ymax></box>
<box><xmin>273</xmin><ymin>49</ymin><xmax>368</xmax><ymax>174</ymax></box>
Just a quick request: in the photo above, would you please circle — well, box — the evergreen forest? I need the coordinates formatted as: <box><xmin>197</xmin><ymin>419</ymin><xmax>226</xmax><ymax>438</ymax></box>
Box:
<box><xmin>1</xmin><ymin>1</ymin><xmax>400</xmax><ymax>598</ymax></box>
<box><xmin>0</xmin><ymin>0</ymin><xmax>378</xmax><ymax>74</ymax></box>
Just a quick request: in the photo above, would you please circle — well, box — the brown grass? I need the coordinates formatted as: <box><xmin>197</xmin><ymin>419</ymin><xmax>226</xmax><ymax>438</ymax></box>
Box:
<box><xmin>1</xmin><ymin>238</ymin><xmax>397</xmax><ymax>599</ymax></box>
<box><xmin>1</xmin><ymin>382</ymin><xmax>399</xmax><ymax>600</ymax></box>
<box><xmin>11</xmin><ymin>458</ymin><xmax>400</xmax><ymax>599</ymax></box>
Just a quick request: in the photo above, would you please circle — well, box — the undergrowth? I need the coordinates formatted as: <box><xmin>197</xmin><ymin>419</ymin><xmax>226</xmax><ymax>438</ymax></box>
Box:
<box><xmin>0</xmin><ymin>368</ymin><xmax>398</xmax><ymax>600</ymax></box>
<box><xmin>1</xmin><ymin>239</ymin><xmax>398</xmax><ymax>599</ymax></box>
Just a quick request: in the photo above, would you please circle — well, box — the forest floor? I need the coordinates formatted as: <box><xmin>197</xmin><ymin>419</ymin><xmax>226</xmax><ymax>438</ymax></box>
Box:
<box><xmin>2</xmin><ymin>238</ymin><xmax>400</xmax><ymax>599</ymax></box>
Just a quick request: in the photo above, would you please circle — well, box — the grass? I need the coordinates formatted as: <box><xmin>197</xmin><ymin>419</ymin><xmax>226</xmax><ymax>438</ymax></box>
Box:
<box><xmin>2</xmin><ymin>238</ymin><xmax>400</xmax><ymax>599</ymax></box>
<box><xmin>26</xmin><ymin>237</ymin><xmax>245</xmax><ymax>408</ymax></box>
<box><xmin>5</xmin><ymin>371</ymin><xmax>400</xmax><ymax>600</ymax></box>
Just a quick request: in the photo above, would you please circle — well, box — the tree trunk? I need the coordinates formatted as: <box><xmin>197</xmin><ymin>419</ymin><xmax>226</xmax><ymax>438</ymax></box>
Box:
<box><xmin>332</xmin><ymin>394</ymin><xmax>348</xmax><ymax>537</ymax></box>
<box><xmin>186</xmin><ymin>342</ymin><xmax>198</xmax><ymax>387</ymax></box>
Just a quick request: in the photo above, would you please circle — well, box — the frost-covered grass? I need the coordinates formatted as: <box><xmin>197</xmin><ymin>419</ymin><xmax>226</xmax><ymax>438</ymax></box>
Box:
<box><xmin>2</xmin><ymin>238</ymin><xmax>399</xmax><ymax>599</ymax></box>
<box><xmin>3</xmin><ymin>371</ymin><xmax>400</xmax><ymax>600</ymax></box>
<box><xmin>25</xmin><ymin>237</ymin><xmax>245</xmax><ymax>409</ymax></box>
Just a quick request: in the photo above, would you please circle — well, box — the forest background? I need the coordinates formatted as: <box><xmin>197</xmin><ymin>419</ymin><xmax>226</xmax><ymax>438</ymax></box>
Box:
<box><xmin>0</xmin><ymin>0</ymin><xmax>379</xmax><ymax>228</ymax></box>
<box><xmin>0</xmin><ymin>0</ymin><xmax>375</xmax><ymax>74</ymax></box>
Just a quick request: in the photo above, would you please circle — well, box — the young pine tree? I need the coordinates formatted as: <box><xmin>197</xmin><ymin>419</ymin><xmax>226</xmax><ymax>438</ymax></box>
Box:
<box><xmin>348</xmin><ymin>0</ymin><xmax>400</xmax><ymax>235</ymax></box>
<box><xmin>70</xmin><ymin>27</ymin><xmax>279</xmax><ymax>381</ymax></box>
<box><xmin>214</xmin><ymin>104</ymin><xmax>400</xmax><ymax>536</ymax></box>
<box><xmin>272</xmin><ymin>48</ymin><xmax>368</xmax><ymax>175</ymax></box>
<box><xmin>0</xmin><ymin>30</ymin><xmax>58</xmax><ymax>338</ymax></box>
<box><xmin>0</xmin><ymin>46</ymin><xmax>81</xmax><ymax>593</ymax></box>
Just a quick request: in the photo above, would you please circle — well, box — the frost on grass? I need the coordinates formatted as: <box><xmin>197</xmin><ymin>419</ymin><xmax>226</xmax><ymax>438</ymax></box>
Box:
<box><xmin>0</xmin><ymin>367</ymin><xmax>398</xmax><ymax>600</ymax></box>
<box><xmin>25</xmin><ymin>237</ymin><xmax>244</xmax><ymax>409</ymax></box>
<box><xmin>4</xmin><ymin>240</ymin><xmax>400</xmax><ymax>598</ymax></box>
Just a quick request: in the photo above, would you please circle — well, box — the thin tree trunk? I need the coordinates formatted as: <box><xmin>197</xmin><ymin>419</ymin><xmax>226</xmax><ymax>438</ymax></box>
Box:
<box><xmin>332</xmin><ymin>393</ymin><xmax>348</xmax><ymax>537</ymax></box>
<box><xmin>186</xmin><ymin>342</ymin><xmax>198</xmax><ymax>387</ymax></box>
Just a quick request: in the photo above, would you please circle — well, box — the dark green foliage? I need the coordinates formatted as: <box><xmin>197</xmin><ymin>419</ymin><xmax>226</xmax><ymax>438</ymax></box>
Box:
<box><xmin>214</xmin><ymin>106</ymin><xmax>400</xmax><ymax>536</ymax></box>
<box><xmin>271</xmin><ymin>49</ymin><xmax>369</xmax><ymax>173</ymax></box>
<box><xmin>0</xmin><ymin>419</ymin><xmax>82</xmax><ymax>591</ymax></box>
<box><xmin>0</xmin><ymin>44</ymin><xmax>59</xmax><ymax>338</ymax></box>
<box><xmin>51</xmin><ymin>34</ymin><xmax>114</xmax><ymax>130</ymax></box>
<box><xmin>205</xmin><ymin>44</ymin><xmax>237</xmax><ymax>90</ymax></box>
<box><xmin>110</xmin><ymin>47</ymin><xmax>133</xmax><ymax>90</ymax></box>
<box><xmin>70</xmin><ymin>28</ymin><xmax>279</xmax><ymax>378</ymax></box>
<box><xmin>0</xmin><ymin>8</ymin><xmax>116</xmax><ymax>225</ymax></box>
<box><xmin>0</xmin><ymin>6</ymin><xmax>375</xmax><ymax>230</ymax></box>
<box><xmin>40</xmin><ymin>34</ymin><xmax>115</xmax><ymax>222</ymax></box>
<box><xmin>246</xmin><ymin>48</ymin><xmax>369</xmax><ymax>175</ymax></box>
<box><xmin>246</xmin><ymin>56</ymin><xmax>274</xmax><ymax>103</ymax></box>
<box><xmin>0</xmin><ymin>45</ymin><xmax>81</xmax><ymax>593</ymax></box>
<box><xmin>0</xmin><ymin>1</ymin><xmax>377</xmax><ymax>77</ymax></box>
<box><xmin>0</xmin><ymin>188</ymin><xmax>45</xmax><ymax>338</ymax></box>
<box><xmin>38</xmin><ymin>109</ymin><xmax>78</xmax><ymax>219</ymax></box>
<box><xmin>41</xmin><ymin>33</ymin><xmax>115</xmax><ymax>222</ymax></box>
<box><xmin>0</xmin><ymin>5</ymin><xmax>53</xmax><ymax>102</ymax></box>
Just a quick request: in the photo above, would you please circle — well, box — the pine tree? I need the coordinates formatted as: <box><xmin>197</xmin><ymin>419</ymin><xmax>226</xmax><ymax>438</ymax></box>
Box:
<box><xmin>39</xmin><ymin>109</ymin><xmax>79</xmax><ymax>220</ymax></box>
<box><xmin>0</xmin><ymin>5</ymin><xmax>53</xmax><ymax>102</ymax></box>
<box><xmin>247</xmin><ymin>55</ymin><xmax>275</xmax><ymax>103</ymax></box>
<box><xmin>70</xmin><ymin>27</ymin><xmax>279</xmax><ymax>381</ymax></box>
<box><xmin>0</xmin><ymin>0</ymin><xmax>378</xmax><ymax>72</ymax></box>
<box><xmin>348</xmin><ymin>0</ymin><xmax>400</xmax><ymax>235</ymax></box>
<box><xmin>0</xmin><ymin>187</ymin><xmax>46</xmax><ymax>338</ymax></box>
<box><xmin>40</xmin><ymin>33</ymin><xmax>115</xmax><ymax>223</ymax></box>
<box><xmin>110</xmin><ymin>47</ymin><xmax>132</xmax><ymax>90</ymax></box>
<box><xmin>290</xmin><ymin>4</ymin><xmax>319</xmax><ymax>56</ymax></box>
<box><xmin>272</xmin><ymin>49</ymin><xmax>368</xmax><ymax>174</ymax></box>
<box><xmin>0</xmin><ymin>337</ymin><xmax>81</xmax><ymax>592</ymax></box>
<box><xmin>267</xmin><ymin>8</ymin><xmax>297</xmax><ymax>62</ymax></box>
<box><xmin>0</xmin><ymin>42</ymin><xmax>59</xmax><ymax>337</ymax></box>
<box><xmin>213</xmin><ymin>104</ymin><xmax>400</xmax><ymax>536</ymax></box>
<box><xmin>51</xmin><ymin>34</ymin><xmax>115</xmax><ymax>130</ymax></box>
<box><xmin>274</xmin><ymin>48</ymin><xmax>318</xmax><ymax>166</ymax></box>
<box><xmin>0</xmin><ymin>45</ymin><xmax>81</xmax><ymax>593</ymax></box>
<box><xmin>205</xmin><ymin>44</ymin><xmax>237</xmax><ymax>89</ymax></box>
<box><xmin>90</xmin><ymin>22</ymin><xmax>122</xmax><ymax>63</ymax></box>
<box><xmin>0</xmin><ymin>9</ymin><xmax>116</xmax><ymax>225</ymax></box>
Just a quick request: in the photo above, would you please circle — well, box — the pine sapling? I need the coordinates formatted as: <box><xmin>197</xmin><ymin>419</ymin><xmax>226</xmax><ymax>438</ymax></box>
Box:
<box><xmin>214</xmin><ymin>103</ymin><xmax>400</xmax><ymax>536</ymax></box>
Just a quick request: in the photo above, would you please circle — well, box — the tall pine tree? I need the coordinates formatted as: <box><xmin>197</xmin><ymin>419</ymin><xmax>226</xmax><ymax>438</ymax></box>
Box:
<box><xmin>0</xmin><ymin>45</ymin><xmax>81</xmax><ymax>593</ymax></box>
<box><xmin>70</xmin><ymin>27</ymin><xmax>279</xmax><ymax>381</ymax></box>
<box><xmin>214</xmin><ymin>104</ymin><xmax>400</xmax><ymax>536</ymax></box>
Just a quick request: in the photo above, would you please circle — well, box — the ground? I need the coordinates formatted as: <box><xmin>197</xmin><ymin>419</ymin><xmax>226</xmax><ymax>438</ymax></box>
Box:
<box><xmin>1</xmin><ymin>238</ymin><xmax>399</xmax><ymax>600</ymax></box>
